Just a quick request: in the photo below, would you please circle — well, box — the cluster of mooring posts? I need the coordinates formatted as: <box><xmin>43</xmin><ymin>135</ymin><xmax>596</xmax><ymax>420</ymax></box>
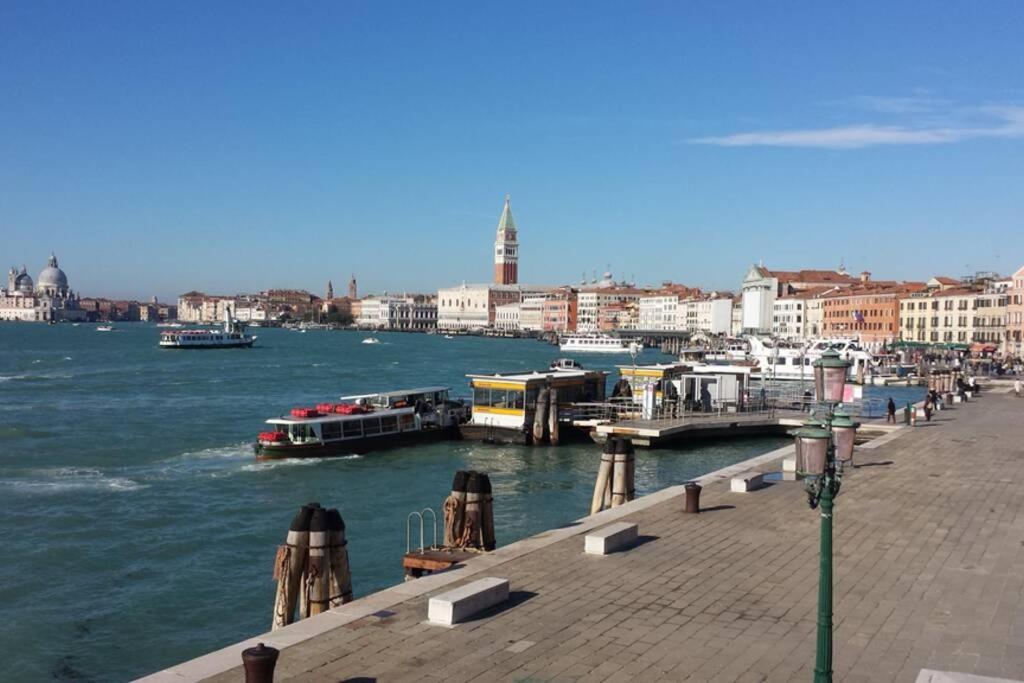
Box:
<box><xmin>402</xmin><ymin>470</ymin><xmax>497</xmax><ymax>580</ymax></box>
<box><xmin>591</xmin><ymin>437</ymin><xmax>636</xmax><ymax>514</ymax></box>
<box><xmin>271</xmin><ymin>503</ymin><xmax>352</xmax><ymax>630</ymax></box>
<box><xmin>532</xmin><ymin>386</ymin><xmax>560</xmax><ymax>445</ymax></box>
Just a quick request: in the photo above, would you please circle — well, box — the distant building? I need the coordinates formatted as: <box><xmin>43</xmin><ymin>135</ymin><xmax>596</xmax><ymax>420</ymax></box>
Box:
<box><xmin>494</xmin><ymin>195</ymin><xmax>519</xmax><ymax>285</ymax></box>
<box><xmin>436</xmin><ymin>283</ymin><xmax>552</xmax><ymax>331</ymax></box>
<box><xmin>348</xmin><ymin>274</ymin><xmax>358</xmax><ymax>300</ymax></box>
<box><xmin>1007</xmin><ymin>266</ymin><xmax>1024</xmax><ymax>356</ymax></box>
<box><xmin>822</xmin><ymin>283</ymin><xmax>925</xmax><ymax>349</ymax></box>
<box><xmin>326</xmin><ymin>280</ymin><xmax>334</xmax><ymax>300</ymax></box>
<box><xmin>741</xmin><ymin>264</ymin><xmax>861</xmax><ymax>334</ymax></box>
<box><xmin>494</xmin><ymin>303</ymin><xmax>521</xmax><ymax>332</ymax></box>
<box><xmin>0</xmin><ymin>254</ymin><xmax>85</xmax><ymax>322</ymax></box>
<box><xmin>577</xmin><ymin>286</ymin><xmax>648</xmax><ymax>333</ymax></box>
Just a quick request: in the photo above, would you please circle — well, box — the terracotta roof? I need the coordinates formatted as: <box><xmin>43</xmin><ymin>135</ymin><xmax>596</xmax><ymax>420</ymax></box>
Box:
<box><xmin>932</xmin><ymin>276</ymin><xmax>960</xmax><ymax>285</ymax></box>
<box><xmin>769</xmin><ymin>269</ymin><xmax>859</xmax><ymax>284</ymax></box>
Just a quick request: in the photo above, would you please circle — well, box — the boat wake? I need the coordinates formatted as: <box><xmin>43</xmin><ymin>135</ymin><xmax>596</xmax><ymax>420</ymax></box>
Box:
<box><xmin>240</xmin><ymin>457</ymin><xmax>336</xmax><ymax>472</ymax></box>
<box><xmin>1</xmin><ymin>467</ymin><xmax>146</xmax><ymax>494</ymax></box>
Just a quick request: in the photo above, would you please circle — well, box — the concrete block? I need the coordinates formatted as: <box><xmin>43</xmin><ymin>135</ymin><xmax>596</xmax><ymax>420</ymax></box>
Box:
<box><xmin>428</xmin><ymin>577</ymin><xmax>509</xmax><ymax>626</ymax></box>
<box><xmin>953</xmin><ymin>395</ymin><xmax>964</xmax><ymax>404</ymax></box>
<box><xmin>585</xmin><ymin>522</ymin><xmax>639</xmax><ymax>555</ymax></box>
<box><xmin>731</xmin><ymin>471</ymin><xmax>764</xmax><ymax>493</ymax></box>
<box><xmin>782</xmin><ymin>455</ymin><xmax>797</xmax><ymax>473</ymax></box>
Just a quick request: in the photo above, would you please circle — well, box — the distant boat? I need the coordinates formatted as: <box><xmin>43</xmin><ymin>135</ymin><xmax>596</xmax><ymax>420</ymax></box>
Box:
<box><xmin>96</xmin><ymin>325</ymin><xmax>114</xmax><ymax>332</ymax></box>
<box><xmin>559</xmin><ymin>334</ymin><xmax>642</xmax><ymax>354</ymax></box>
<box><xmin>362</xmin><ymin>337</ymin><xmax>380</xmax><ymax>345</ymax></box>
<box><xmin>443</xmin><ymin>334</ymin><xmax>455</xmax><ymax>340</ymax></box>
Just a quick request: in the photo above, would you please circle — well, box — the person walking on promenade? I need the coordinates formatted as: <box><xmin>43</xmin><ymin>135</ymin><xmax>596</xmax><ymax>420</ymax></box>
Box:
<box><xmin>924</xmin><ymin>396</ymin><xmax>933</xmax><ymax>422</ymax></box>
<box><xmin>887</xmin><ymin>397</ymin><xmax>897</xmax><ymax>424</ymax></box>
<box><xmin>1015</xmin><ymin>377</ymin><xmax>1021</xmax><ymax>398</ymax></box>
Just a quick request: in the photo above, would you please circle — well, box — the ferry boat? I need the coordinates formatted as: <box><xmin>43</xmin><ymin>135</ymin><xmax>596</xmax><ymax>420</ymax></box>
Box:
<box><xmin>746</xmin><ymin>336</ymin><xmax>872</xmax><ymax>382</ymax></box>
<box><xmin>550</xmin><ymin>358</ymin><xmax>584</xmax><ymax>371</ymax></box>
<box><xmin>254</xmin><ymin>387</ymin><xmax>467</xmax><ymax>459</ymax></box>
<box><xmin>96</xmin><ymin>325</ymin><xmax>114</xmax><ymax>332</ymax></box>
<box><xmin>559</xmin><ymin>334</ymin><xmax>642</xmax><ymax>354</ymax></box>
<box><xmin>362</xmin><ymin>337</ymin><xmax>381</xmax><ymax>345</ymax></box>
<box><xmin>156</xmin><ymin>322</ymin><xmax>184</xmax><ymax>328</ymax></box>
<box><xmin>159</xmin><ymin>312</ymin><xmax>255</xmax><ymax>349</ymax></box>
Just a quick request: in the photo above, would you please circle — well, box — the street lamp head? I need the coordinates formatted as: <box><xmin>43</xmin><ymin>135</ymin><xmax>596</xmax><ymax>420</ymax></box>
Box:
<box><xmin>830</xmin><ymin>413</ymin><xmax>859</xmax><ymax>463</ymax></box>
<box><xmin>814</xmin><ymin>349</ymin><xmax>851</xmax><ymax>404</ymax></box>
<box><xmin>794</xmin><ymin>426</ymin><xmax>830</xmax><ymax>477</ymax></box>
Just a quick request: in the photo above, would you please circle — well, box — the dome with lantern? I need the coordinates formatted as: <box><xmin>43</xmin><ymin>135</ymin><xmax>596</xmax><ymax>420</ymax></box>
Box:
<box><xmin>36</xmin><ymin>253</ymin><xmax>69</xmax><ymax>296</ymax></box>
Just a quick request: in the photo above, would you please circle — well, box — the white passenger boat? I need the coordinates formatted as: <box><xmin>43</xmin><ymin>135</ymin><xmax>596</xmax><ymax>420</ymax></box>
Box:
<box><xmin>361</xmin><ymin>337</ymin><xmax>380</xmax><ymax>345</ymax></box>
<box><xmin>559</xmin><ymin>334</ymin><xmax>642</xmax><ymax>354</ymax></box>
<box><xmin>156</xmin><ymin>322</ymin><xmax>184</xmax><ymax>328</ymax></box>
<box><xmin>96</xmin><ymin>325</ymin><xmax>114</xmax><ymax>332</ymax></box>
<box><xmin>746</xmin><ymin>336</ymin><xmax>872</xmax><ymax>382</ymax></box>
<box><xmin>254</xmin><ymin>387</ymin><xmax>468</xmax><ymax>459</ymax></box>
<box><xmin>159</xmin><ymin>312</ymin><xmax>255</xmax><ymax>349</ymax></box>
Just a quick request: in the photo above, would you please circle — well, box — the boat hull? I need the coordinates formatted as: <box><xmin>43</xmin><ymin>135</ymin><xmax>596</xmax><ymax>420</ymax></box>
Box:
<box><xmin>159</xmin><ymin>340</ymin><xmax>255</xmax><ymax>349</ymax></box>
<box><xmin>254</xmin><ymin>426</ymin><xmax>459</xmax><ymax>460</ymax></box>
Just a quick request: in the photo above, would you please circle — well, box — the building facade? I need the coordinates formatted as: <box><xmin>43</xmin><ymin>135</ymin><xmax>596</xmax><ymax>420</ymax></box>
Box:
<box><xmin>1</xmin><ymin>254</ymin><xmax>86</xmax><ymax>322</ymax></box>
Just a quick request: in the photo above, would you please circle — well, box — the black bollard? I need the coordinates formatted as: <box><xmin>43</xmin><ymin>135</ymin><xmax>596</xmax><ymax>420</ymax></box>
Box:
<box><xmin>684</xmin><ymin>482</ymin><xmax>702</xmax><ymax>514</ymax></box>
<box><xmin>242</xmin><ymin>642</ymin><xmax>279</xmax><ymax>683</ymax></box>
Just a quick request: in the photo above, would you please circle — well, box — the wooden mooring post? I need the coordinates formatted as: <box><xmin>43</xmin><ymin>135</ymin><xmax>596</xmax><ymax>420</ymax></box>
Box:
<box><xmin>591</xmin><ymin>437</ymin><xmax>636</xmax><ymax>513</ymax></box>
<box><xmin>271</xmin><ymin>501</ymin><xmax>351</xmax><ymax>629</ymax></box>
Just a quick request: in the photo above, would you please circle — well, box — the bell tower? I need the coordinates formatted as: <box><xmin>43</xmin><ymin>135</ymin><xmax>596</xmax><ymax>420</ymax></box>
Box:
<box><xmin>493</xmin><ymin>195</ymin><xmax>519</xmax><ymax>285</ymax></box>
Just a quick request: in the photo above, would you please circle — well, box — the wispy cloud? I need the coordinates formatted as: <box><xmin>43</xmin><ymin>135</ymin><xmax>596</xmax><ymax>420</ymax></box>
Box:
<box><xmin>689</xmin><ymin>102</ymin><xmax>1024</xmax><ymax>149</ymax></box>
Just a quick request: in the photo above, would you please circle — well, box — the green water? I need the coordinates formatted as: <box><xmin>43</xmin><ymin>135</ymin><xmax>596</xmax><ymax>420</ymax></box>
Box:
<box><xmin>0</xmin><ymin>325</ymin><xmax>801</xmax><ymax>681</ymax></box>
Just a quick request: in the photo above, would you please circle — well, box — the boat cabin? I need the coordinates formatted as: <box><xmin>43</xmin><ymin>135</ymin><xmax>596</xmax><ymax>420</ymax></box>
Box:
<box><xmin>466</xmin><ymin>368</ymin><xmax>607</xmax><ymax>430</ymax></box>
<box><xmin>339</xmin><ymin>386</ymin><xmax>451</xmax><ymax>411</ymax></box>
<box><xmin>614</xmin><ymin>362</ymin><xmax>691</xmax><ymax>402</ymax></box>
<box><xmin>616</xmin><ymin>362</ymin><xmax>752</xmax><ymax>412</ymax></box>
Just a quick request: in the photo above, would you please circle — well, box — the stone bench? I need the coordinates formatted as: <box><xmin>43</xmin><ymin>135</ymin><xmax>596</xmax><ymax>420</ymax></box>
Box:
<box><xmin>782</xmin><ymin>455</ymin><xmax>797</xmax><ymax>473</ymax></box>
<box><xmin>584</xmin><ymin>522</ymin><xmax>639</xmax><ymax>555</ymax></box>
<box><xmin>428</xmin><ymin>577</ymin><xmax>509</xmax><ymax>626</ymax></box>
<box><xmin>731</xmin><ymin>471</ymin><xmax>764</xmax><ymax>493</ymax></box>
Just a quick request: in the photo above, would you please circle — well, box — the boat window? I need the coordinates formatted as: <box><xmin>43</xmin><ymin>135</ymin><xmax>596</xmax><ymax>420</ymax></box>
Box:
<box><xmin>321</xmin><ymin>421</ymin><xmax>342</xmax><ymax>440</ymax></box>
<box><xmin>473</xmin><ymin>387</ymin><xmax>491</xmax><ymax>407</ymax></box>
<box><xmin>363</xmin><ymin>418</ymin><xmax>381</xmax><ymax>436</ymax></box>
<box><xmin>380</xmin><ymin>416</ymin><xmax>398</xmax><ymax>432</ymax></box>
<box><xmin>508</xmin><ymin>390</ymin><xmax>524</xmax><ymax>410</ymax></box>
<box><xmin>342</xmin><ymin>420</ymin><xmax>362</xmax><ymax>438</ymax></box>
<box><xmin>399</xmin><ymin>414</ymin><xmax>416</xmax><ymax>431</ymax></box>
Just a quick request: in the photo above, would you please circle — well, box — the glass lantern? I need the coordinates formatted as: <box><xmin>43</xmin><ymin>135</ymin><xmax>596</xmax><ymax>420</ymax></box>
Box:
<box><xmin>814</xmin><ymin>349</ymin><xmax>851</xmax><ymax>404</ymax></box>
<box><xmin>794</xmin><ymin>426</ymin><xmax>830</xmax><ymax>477</ymax></box>
<box><xmin>830</xmin><ymin>413</ymin><xmax>858</xmax><ymax>464</ymax></box>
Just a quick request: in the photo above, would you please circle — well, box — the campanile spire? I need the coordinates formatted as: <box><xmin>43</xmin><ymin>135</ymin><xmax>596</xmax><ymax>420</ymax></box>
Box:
<box><xmin>494</xmin><ymin>195</ymin><xmax>519</xmax><ymax>285</ymax></box>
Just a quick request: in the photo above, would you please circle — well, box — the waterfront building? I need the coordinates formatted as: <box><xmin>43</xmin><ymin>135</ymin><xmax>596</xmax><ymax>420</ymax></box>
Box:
<box><xmin>519</xmin><ymin>294</ymin><xmax>546</xmax><ymax>332</ymax></box>
<box><xmin>771</xmin><ymin>293</ymin><xmax>809</xmax><ymax>340</ymax></box>
<box><xmin>685</xmin><ymin>294</ymin><xmax>732</xmax><ymax>335</ymax></box>
<box><xmin>899</xmin><ymin>285</ymin><xmax>979</xmax><ymax>346</ymax></box>
<box><xmin>730</xmin><ymin>295</ymin><xmax>743</xmax><ymax>336</ymax></box>
<box><xmin>0</xmin><ymin>254</ymin><xmax>86</xmax><ymax>322</ymax></box>
<box><xmin>577</xmin><ymin>286</ymin><xmax>647</xmax><ymax>333</ymax></box>
<box><xmin>494</xmin><ymin>302</ymin><xmax>521</xmax><ymax>332</ymax></box>
<box><xmin>638</xmin><ymin>292</ymin><xmax>682</xmax><ymax>331</ymax></box>
<box><xmin>437</xmin><ymin>282</ymin><xmax>551</xmax><ymax>331</ymax></box>
<box><xmin>740</xmin><ymin>264</ymin><xmax>861</xmax><ymax>333</ymax></box>
<box><xmin>823</xmin><ymin>283</ymin><xmax>925</xmax><ymax>349</ymax></box>
<box><xmin>972</xmin><ymin>281</ymin><xmax>1010</xmax><ymax>351</ymax></box>
<box><xmin>542</xmin><ymin>287</ymin><xmax>578</xmax><ymax>333</ymax></box>
<box><xmin>1007</xmin><ymin>265</ymin><xmax>1024</xmax><ymax>356</ymax></box>
<box><xmin>493</xmin><ymin>195</ymin><xmax>519</xmax><ymax>286</ymax></box>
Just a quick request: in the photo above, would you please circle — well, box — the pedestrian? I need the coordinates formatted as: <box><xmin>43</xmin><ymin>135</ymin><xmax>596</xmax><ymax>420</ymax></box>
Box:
<box><xmin>1015</xmin><ymin>378</ymin><xmax>1021</xmax><ymax>398</ymax></box>
<box><xmin>923</xmin><ymin>397</ymin><xmax>933</xmax><ymax>422</ymax></box>
<box><xmin>886</xmin><ymin>397</ymin><xmax>896</xmax><ymax>424</ymax></box>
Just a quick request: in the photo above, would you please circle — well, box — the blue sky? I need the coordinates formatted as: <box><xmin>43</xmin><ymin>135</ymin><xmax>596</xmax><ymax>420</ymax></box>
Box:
<box><xmin>1</xmin><ymin>2</ymin><xmax>1022</xmax><ymax>300</ymax></box>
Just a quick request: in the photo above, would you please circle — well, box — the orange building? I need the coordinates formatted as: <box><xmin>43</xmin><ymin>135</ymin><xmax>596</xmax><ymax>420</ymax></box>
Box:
<box><xmin>822</xmin><ymin>283</ymin><xmax>926</xmax><ymax>348</ymax></box>
<box><xmin>542</xmin><ymin>288</ymin><xmax>578</xmax><ymax>333</ymax></box>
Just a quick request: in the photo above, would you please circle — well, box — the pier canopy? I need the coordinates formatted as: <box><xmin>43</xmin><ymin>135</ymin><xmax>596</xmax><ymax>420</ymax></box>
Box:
<box><xmin>617</xmin><ymin>362</ymin><xmax>752</xmax><ymax>411</ymax></box>
<box><xmin>466</xmin><ymin>369</ymin><xmax>607</xmax><ymax>429</ymax></box>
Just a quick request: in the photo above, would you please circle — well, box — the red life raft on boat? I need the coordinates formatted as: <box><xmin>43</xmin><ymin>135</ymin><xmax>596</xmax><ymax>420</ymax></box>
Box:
<box><xmin>316</xmin><ymin>403</ymin><xmax>337</xmax><ymax>413</ymax></box>
<box><xmin>333</xmin><ymin>403</ymin><xmax>368</xmax><ymax>415</ymax></box>
<box><xmin>258</xmin><ymin>431</ymin><xmax>287</xmax><ymax>442</ymax></box>
<box><xmin>290</xmin><ymin>407</ymin><xmax>321</xmax><ymax>418</ymax></box>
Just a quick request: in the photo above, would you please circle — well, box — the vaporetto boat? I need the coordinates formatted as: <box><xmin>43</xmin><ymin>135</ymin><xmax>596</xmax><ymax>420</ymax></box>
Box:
<box><xmin>746</xmin><ymin>336</ymin><xmax>872</xmax><ymax>382</ymax></box>
<box><xmin>559</xmin><ymin>334</ymin><xmax>642</xmax><ymax>354</ymax></box>
<box><xmin>254</xmin><ymin>387</ymin><xmax>468</xmax><ymax>459</ymax></box>
<box><xmin>159</xmin><ymin>312</ymin><xmax>256</xmax><ymax>349</ymax></box>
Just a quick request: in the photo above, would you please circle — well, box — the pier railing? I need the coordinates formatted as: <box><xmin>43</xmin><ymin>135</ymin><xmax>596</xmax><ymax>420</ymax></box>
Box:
<box><xmin>563</xmin><ymin>397</ymin><xmax>783</xmax><ymax>424</ymax></box>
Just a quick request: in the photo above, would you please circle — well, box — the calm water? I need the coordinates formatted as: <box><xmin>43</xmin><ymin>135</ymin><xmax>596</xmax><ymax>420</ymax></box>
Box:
<box><xmin>0</xmin><ymin>325</ymin><xmax>919</xmax><ymax>682</ymax></box>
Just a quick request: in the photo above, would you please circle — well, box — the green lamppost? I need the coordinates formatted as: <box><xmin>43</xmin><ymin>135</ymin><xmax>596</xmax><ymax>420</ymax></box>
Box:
<box><xmin>792</xmin><ymin>349</ymin><xmax>856</xmax><ymax>683</ymax></box>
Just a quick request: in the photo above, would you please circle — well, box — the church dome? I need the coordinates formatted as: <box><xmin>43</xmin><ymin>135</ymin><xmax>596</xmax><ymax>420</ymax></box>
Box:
<box><xmin>15</xmin><ymin>267</ymin><xmax>34</xmax><ymax>294</ymax></box>
<box><xmin>37</xmin><ymin>253</ymin><xmax>68</xmax><ymax>292</ymax></box>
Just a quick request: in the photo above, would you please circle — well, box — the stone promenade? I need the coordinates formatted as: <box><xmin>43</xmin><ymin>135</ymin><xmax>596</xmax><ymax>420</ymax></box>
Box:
<box><xmin>197</xmin><ymin>391</ymin><xmax>1024</xmax><ymax>682</ymax></box>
